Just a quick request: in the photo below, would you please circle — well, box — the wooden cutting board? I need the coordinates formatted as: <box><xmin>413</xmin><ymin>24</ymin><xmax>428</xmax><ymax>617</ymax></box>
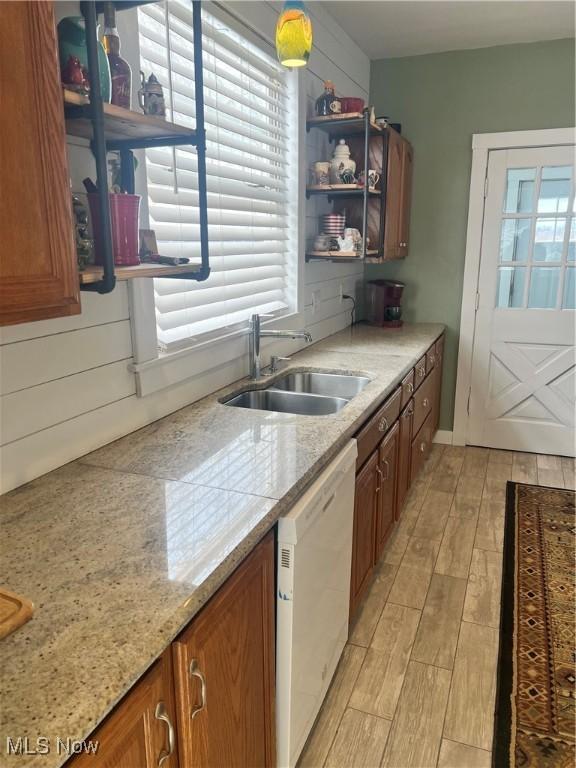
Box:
<box><xmin>0</xmin><ymin>587</ymin><xmax>33</xmax><ymax>639</ymax></box>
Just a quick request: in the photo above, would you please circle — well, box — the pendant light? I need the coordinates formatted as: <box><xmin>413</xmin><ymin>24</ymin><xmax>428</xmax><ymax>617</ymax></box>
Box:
<box><xmin>275</xmin><ymin>1</ymin><xmax>313</xmax><ymax>68</ymax></box>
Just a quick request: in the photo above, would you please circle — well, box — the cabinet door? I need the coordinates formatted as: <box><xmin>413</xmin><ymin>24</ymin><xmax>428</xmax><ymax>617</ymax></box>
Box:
<box><xmin>0</xmin><ymin>2</ymin><xmax>80</xmax><ymax>325</ymax></box>
<box><xmin>71</xmin><ymin>650</ymin><xmax>179</xmax><ymax>768</ymax></box>
<box><xmin>383</xmin><ymin>128</ymin><xmax>403</xmax><ymax>260</ymax></box>
<box><xmin>397</xmin><ymin>401</ymin><xmax>414</xmax><ymax>518</ymax></box>
<box><xmin>350</xmin><ymin>450</ymin><xmax>379</xmax><ymax>619</ymax></box>
<box><xmin>172</xmin><ymin>532</ymin><xmax>275</xmax><ymax>768</ymax></box>
<box><xmin>375</xmin><ymin>422</ymin><xmax>399</xmax><ymax>562</ymax></box>
<box><xmin>398</xmin><ymin>139</ymin><xmax>414</xmax><ymax>257</ymax></box>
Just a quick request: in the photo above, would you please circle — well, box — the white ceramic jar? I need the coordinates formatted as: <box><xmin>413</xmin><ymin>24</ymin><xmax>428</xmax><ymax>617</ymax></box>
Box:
<box><xmin>330</xmin><ymin>139</ymin><xmax>356</xmax><ymax>184</ymax></box>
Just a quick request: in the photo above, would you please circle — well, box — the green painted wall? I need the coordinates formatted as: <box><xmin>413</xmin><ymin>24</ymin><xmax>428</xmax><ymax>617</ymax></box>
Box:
<box><xmin>368</xmin><ymin>38</ymin><xmax>575</xmax><ymax>430</ymax></box>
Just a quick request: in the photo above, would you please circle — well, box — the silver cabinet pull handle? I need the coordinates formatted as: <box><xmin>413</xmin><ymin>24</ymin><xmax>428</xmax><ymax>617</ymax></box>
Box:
<box><xmin>189</xmin><ymin>659</ymin><xmax>207</xmax><ymax>720</ymax></box>
<box><xmin>378</xmin><ymin>416</ymin><xmax>388</xmax><ymax>432</ymax></box>
<box><xmin>382</xmin><ymin>460</ymin><xmax>390</xmax><ymax>481</ymax></box>
<box><xmin>423</xmin><ymin>398</ymin><xmax>430</xmax><ymax>408</ymax></box>
<box><xmin>375</xmin><ymin>464</ymin><xmax>383</xmax><ymax>492</ymax></box>
<box><xmin>418</xmin><ymin>367</ymin><xmax>425</xmax><ymax>378</ymax></box>
<box><xmin>405</xmin><ymin>404</ymin><xmax>414</xmax><ymax>417</ymax></box>
<box><xmin>406</xmin><ymin>382</ymin><xmax>414</xmax><ymax>394</ymax></box>
<box><xmin>429</xmin><ymin>355</ymin><xmax>435</xmax><ymax>365</ymax></box>
<box><xmin>420</xmin><ymin>442</ymin><xmax>426</xmax><ymax>453</ymax></box>
<box><xmin>155</xmin><ymin>702</ymin><xmax>175</xmax><ymax>768</ymax></box>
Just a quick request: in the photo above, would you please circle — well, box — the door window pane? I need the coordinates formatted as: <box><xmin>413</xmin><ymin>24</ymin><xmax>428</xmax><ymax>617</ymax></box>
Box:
<box><xmin>496</xmin><ymin>266</ymin><xmax>526</xmax><ymax>308</ymax></box>
<box><xmin>528</xmin><ymin>267</ymin><xmax>560</xmax><ymax>308</ymax></box>
<box><xmin>500</xmin><ymin>218</ymin><xmax>531</xmax><ymax>262</ymax></box>
<box><xmin>568</xmin><ymin>218</ymin><xmax>575</xmax><ymax>262</ymax></box>
<box><xmin>504</xmin><ymin>168</ymin><xmax>536</xmax><ymax>213</ymax></box>
<box><xmin>534</xmin><ymin>217</ymin><xmax>565</xmax><ymax>261</ymax></box>
<box><xmin>537</xmin><ymin>165</ymin><xmax>572</xmax><ymax>213</ymax></box>
<box><xmin>563</xmin><ymin>267</ymin><xmax>575</xmax><ymax>309</ymax></box>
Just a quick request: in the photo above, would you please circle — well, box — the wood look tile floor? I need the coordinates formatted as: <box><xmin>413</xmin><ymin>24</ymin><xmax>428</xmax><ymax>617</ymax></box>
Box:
<box><xmin>299</xmin><ymin>446</ymin><xmax>576</xmax><ymax>768</ymax></box>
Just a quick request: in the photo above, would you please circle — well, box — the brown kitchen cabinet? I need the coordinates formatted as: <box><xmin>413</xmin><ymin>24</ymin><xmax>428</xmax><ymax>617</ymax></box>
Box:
<box><xmin>0</xmin><ymin>2</ymin><xmax>80</xmax><ymax>326</ymax></box>
<box><xmin>383</xmin><ymin>128</ymin><xmax>413</xmax><ymax>261</ymax></box>
<box><xmin>172</xmin><ymin>531</ymin><xmax>276</xmax><ymax>768</ymax></box>
<box><xmin>350</xmin><ymin>450</ymin><xmax>379</xmax><ymax>619</ymax></box>
<box><xmin>70</xmin><ymin>532</ymin><xmax>275</xmax><ymax>768</ymax></box>
<box><xmin>350</xmin><ymin>333</ymin><xmax>445</xmax><ymax>625</ymax></box>
<box><xmin>72</xmin><ymin>649</ymin><xmax>179</xmax><ymax>768</ymax></box>
<box><xmin>374</xmin><ymin>422</ymin><xmax>399</xmax><ymax>561</ymax></box>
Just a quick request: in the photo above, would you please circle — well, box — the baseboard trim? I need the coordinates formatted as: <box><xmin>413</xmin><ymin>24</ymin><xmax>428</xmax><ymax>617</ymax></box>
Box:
<box><xmin>433</xmin><ymin>430</ymin><xmax>454</xmax><ymax>445</ymax></box>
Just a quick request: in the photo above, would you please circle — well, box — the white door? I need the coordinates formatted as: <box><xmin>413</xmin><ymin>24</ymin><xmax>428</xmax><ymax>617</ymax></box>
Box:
<box><xmin>468</xmin><ymin>144</ymin><xmax>575</xmax><ymax>456</ymax></box>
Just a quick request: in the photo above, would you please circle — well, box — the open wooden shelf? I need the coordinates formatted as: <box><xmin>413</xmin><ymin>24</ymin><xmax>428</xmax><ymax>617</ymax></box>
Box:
<box><xmin>63</xmin><ymin>89</ymin><xmax>196</xmax><ymax>145</ymax></box>
<box><xmin>78</xmin><ymin>261</ymin><xmax>202</xmax><ymax>285</ymax></box>
<box><xmin>306</xmin><ymin>112</ymin><xmax>384</xmax><ymax>135</ymax></box>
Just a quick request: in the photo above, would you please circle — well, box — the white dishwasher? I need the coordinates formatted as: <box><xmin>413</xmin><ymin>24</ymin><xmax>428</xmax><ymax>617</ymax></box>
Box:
<box><xmin>276</xmin><ymin>440</ymin><xmax>357</xmax><ymax>768</ymax></box>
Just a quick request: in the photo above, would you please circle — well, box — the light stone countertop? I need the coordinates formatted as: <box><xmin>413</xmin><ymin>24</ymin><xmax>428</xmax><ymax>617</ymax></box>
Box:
<box><xmin>0</xmin><ymin>322</ymin><xmax>443</xmax><ymax>767</ymax></box>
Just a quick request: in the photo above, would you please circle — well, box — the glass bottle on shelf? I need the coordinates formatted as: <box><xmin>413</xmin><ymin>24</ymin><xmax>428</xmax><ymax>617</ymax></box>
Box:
<box><xmin>102</xmin><ymin>2</ymin><xmax>131</xmax><ymax>109</ymax></box>
<box><xmin>315</xmin><ymin>81</ymin><xmax>341</xmax><ymax>117</ymax></box>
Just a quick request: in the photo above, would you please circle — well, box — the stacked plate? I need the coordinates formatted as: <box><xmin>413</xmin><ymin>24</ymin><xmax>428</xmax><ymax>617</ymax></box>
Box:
<box><xmin>321</xmin><ymin>213</ymin><xmax>345</xmax><ymax>235</ymax></box>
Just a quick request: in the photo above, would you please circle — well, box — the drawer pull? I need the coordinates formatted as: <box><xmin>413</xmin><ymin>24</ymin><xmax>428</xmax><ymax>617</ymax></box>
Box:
<box><xmin>420</xmin><ymin>442</ymin><xmax>426</xmax><ymax>453</ymax></box>
<box><xmin>189</xmin><ymin>659</ymin><xmax>207</xmax><ymax>720</ymax></box>
<box><xmin>403</xmin><ymin>405</ymin><xmax>414</xmax><ymax>418</ymax></box>
<box><xmin>429</xmin><ymin>354</ymin><xmax>435</xmax><ymax>366</ymax></box>
<box><xmin>406</xmin><ymin>382</ymin><xmax>414</xmax><ymax>394</ymax></box>
<box><xmin>376</xmin><ymin>465</ymin><xmax>383</xmax><ymax>492</ymax></box>
<box><xmin>418</xmin><ymin>367</ymin><xmax>425</xmax><ymax>378</ymax></box>
<box><xmin>155</xmin><ymin>703</ymin><xmax>175</xmax><ymax>767</ymax></box>
<box><xmin>378</xmin><ymin>416</ymin><xmax>389</xmax><ymax>432</ymax></box>
<box><xmin>423</xmin><ymin>398</ymin><xmax>430</xmax><ymax>408</ymax></box>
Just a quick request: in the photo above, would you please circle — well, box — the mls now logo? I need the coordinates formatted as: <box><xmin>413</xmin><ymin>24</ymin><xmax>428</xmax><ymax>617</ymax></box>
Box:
<box><xmin>6</xmin><ymin>737</ymin><xmax>99</xmax><ymax>756</ymax></box>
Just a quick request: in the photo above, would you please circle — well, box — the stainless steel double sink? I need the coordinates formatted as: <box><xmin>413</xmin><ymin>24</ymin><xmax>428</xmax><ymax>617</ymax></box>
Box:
<box><xmin>222</xmin><ymin>371</ymin><xmax>370</xmax><ymax>415</ymax></box>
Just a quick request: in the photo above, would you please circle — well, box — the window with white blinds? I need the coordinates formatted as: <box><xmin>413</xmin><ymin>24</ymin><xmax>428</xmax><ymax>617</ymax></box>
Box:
<box><xmin>138</xmin><ymin>1</ymin><xmax>295</xmax><ymax>350</ymax></box>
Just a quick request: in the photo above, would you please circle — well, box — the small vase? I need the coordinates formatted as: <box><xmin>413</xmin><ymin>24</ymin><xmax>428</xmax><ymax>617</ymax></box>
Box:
<box><xmin>57</xmin><ymin>16</ymin><xmax>111</xmax><ymax>103</ymax></box>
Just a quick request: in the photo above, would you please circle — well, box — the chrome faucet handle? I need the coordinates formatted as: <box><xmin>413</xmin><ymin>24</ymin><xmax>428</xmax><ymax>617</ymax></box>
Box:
<box><xmin>269</xmin><ymin>355</ymin><xmax>291</xmax><ymax>373</ymax></box>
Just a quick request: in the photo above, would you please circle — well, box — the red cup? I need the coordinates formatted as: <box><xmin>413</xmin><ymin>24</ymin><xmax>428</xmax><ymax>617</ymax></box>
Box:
<box><xmin>88</xmin><ymin>193</ymin><xmax>141</xmax><ymax>267</ymax></box>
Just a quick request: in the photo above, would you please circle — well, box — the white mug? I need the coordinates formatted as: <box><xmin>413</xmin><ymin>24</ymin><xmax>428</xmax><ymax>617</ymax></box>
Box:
<box><xmin>359</xmin><ymin>169</ymin><xmax>380</xmax><ymax>189</ymax></box>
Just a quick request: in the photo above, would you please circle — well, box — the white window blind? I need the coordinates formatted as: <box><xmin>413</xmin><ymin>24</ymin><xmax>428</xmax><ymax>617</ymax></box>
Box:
<box><xmin>138</xmin><ymin>1</ymin><xmax>294</xmax><ymax>350</ymax></box>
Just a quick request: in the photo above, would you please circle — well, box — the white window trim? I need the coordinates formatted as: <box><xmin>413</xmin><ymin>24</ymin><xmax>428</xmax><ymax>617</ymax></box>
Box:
<box><xmin>128</xmin><ymin>5</ymin><xmax>306</xmax><ymax>397</ymax></box>
<box><xmin>452</xmin><ymin>127</ymin><xmax>576</xmax><ymax>446</ymax></box>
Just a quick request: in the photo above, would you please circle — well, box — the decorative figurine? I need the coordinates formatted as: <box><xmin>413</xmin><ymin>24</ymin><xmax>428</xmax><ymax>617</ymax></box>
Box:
<box><xmin>71</xmin><ymin>194</ymin><xmax>93</xmax><ymax>270</ymax></box>
<box><xmin>138</xmin><ymin>72</ymin><xmax>166</xmax><ymax>117</ymax></box>
<box><xmin>61</xmin><ymin>55</ymin><xmax>90</xmax><ymax>96</ymax></box>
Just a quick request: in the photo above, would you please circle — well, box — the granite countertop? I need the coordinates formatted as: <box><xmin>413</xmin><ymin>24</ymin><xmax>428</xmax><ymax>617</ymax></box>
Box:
<box><xmin>0</xmin><ymin>322</ymin><xmax>443</xmax><ymax>767</ymax></box>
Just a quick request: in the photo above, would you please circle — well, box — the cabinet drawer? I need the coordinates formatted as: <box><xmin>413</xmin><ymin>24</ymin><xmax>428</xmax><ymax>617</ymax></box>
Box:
<box><xmin>400</xmin><ymin>369</ymin><xmax>415</xmax><ymax>409</ymax></box>
<box><xmin>411</xmin><ymin>412</ymin><xmax>433</xmax><ymax>482</ymax></box>
<box><xmin>412</xmin><ymin>371</ymin><xmax>434</xmax><ymax>435</ymax></box>
<box><xmin>414</xmin><ymin>355</ymin><xmax>427</xmax><ymax>391</ymax></box>
<box><xmin>356</xmin><ymin>387</ymin><xmax>401</xmax><ymax>469</ymax></box>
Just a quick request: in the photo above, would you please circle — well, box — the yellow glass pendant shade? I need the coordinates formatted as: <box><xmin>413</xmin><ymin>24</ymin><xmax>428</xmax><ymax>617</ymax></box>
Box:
<box><xmin>275</xmin><ymin>1</ymin><xmax>313</xmax><ymax>68</ymax></box>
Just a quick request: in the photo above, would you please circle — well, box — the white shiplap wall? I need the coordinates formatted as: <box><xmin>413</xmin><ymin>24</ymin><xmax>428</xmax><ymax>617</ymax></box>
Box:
<box><xmin>0</xmin><ymin>1</ymin><xmax>369</xmax><ymax>493</ymax></box>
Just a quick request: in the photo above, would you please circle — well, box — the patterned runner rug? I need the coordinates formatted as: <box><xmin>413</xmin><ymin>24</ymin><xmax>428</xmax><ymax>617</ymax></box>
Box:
<box><xmin>494</xmin><ymin>482</ymin><xmax>575</xmax><ymax>768</ymax></box>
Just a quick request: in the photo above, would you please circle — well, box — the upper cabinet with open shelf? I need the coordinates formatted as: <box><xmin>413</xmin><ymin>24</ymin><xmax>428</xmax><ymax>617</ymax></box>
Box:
<box><xmin>0</xmin><ymin>0</ymin><xmax>210</xmax><ymax>326</ymax></box>
<box><xmin>305</xmin><ymin>110</ymin><xmax>413</xmax><ymax>264</ymax></box>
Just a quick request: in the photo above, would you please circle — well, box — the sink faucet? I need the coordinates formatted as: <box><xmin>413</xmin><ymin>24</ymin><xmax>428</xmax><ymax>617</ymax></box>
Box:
<box><xmin>248</xmin><ymin>313</ymin><xmax>312</xmax><ymax>379</ymax></box>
